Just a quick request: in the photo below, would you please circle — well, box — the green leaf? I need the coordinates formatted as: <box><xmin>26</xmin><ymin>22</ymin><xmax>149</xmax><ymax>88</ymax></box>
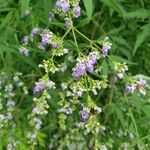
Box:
<box><xmin>110</xmin><ymin>55</ymin><xmax>137</xmax><ymax>65</ymax></box>
<box><xmin>125</xmin><ymin>9</ymin><xmax>150</xmax><ymax>19</ymax></box>
<box><xmin>44</xmin><ymin>0</ymin><xmax>54</xmax><ymax>18</ymax></box>
<box><xmin>83</xmin><ymin>0</ymin><xmax>93</xmax><ymax>19</ymax></box>
<box><xmin>133</xmin><ymin>23</ymin><xmax>150</xmax><ymax>56</ymax></box>
<box><xmin>19</xmin><ymin>0</ymin><xmax>30</xmax><ymax>17</ymax></box>
<box><xmin>112</xmin><ymin>105</ymin><xmax>125</xmax><ymax>127</ymax></box>
<box><xmin>101</xmin><ymin>60</ymin><xmax>108</xmax><ymax>75</ymax></box>
<box><xmin>142</xmin><ymin>105</ymin><xmax>150</xmax><ymax>117</ymax></box>
<box><xmin>99</xmin><ymin>0</ymin><xmax>126</xmax><ymax>18</ymax></box>
<box><xmin>76</xmin><ymin>18</ymin><xmax>91</xmax><ymax>28</ymax></box>
<box><xmin>0</xmin><ymin>11</ymin><xmax>13</xmax><ymax>30</ymax></box>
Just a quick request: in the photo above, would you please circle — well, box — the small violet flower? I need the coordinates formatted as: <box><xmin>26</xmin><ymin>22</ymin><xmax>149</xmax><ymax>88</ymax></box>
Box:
<box><xmin>89</xmin><ymin>52</ymin><xmax>98</xmax><ymax>65</ymax></box>
<box><xmin>40</xmin><ymin>29</ymin><xmax>53</xmax><ymax>46</ymax></box>
<box><xmin>65</xmin><ymin>18</ymin><xmax>72</xmax><ymax>29</ymax></box>
<box><xmin>79</xmin><ymin>108</ymin><xmax>90</xmax><ymax>122</ymax></box>
<box><xmin>72</xmin><ymin>62</ymin><xmax>86</xmax><ymax>80</ymax></box>
<box><xmin>137</xmin><ymin>78</ymin><xmax>147</xmax><ymax>87</ymax></box>
<box><xmin>19</xmin><ymin>47</ymin><xmax>29</xmax><ymax>57</ymax></box>
<box><xmin>85</xmin><ymin>60</ymin><xmax>94</xmax><ymax>73</ymax></box>
<box><xmin>73</xmin><ymin>5</ymin><xmax>81</xmax><ymax>17</ymax></box>
<box><xmin>102</xmin><ymin>37</ymin><xmax>112</xmax><ymax>57</ymax></box>
<box><xmin>33</xmin><ymin>80</ymin><xmax>55</xmax><ymax>94</ymax></box>
<box><xmin>31</xmin><ymin>27</ymin><xmax>39</xmax><ymax>37</ymax></box>
<box><xmin>72</xmin><ymin>52</ymin><xmax>99</xmax><ymax>80</ymax></box>
<box><xmin>55</xmin><ymin>0</ymin><xmax>69</xmax><ymax>13</ymax></box>
<box><xmin>124</xmin><ymin>85</ymin><xmax>136</xmax><ymax>93</ymax></box>
<box><xmin>61</xmin><ymin>0</ymin><xmax>69</xmax><ymax>13</ymax></box>
<box><xmin>33</xmin><ymin>81</ymin><xmax>45</xmax><ymax>94</ymax></box>
<box><xmin>136</xmin><ymin>78</ymin><xmax>147</xmax><ymax>95</ymax></box>
<box><xmin>22</xmin><ymin>36</ymin><xmax>29</xmax><ymax>45</ymax></box>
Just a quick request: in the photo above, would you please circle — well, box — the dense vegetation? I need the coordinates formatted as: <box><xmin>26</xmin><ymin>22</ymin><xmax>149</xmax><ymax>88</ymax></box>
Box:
<box><xmin>0</xmin><ymin>0</ymin><xmax>150</xmax><ymax>149</ymax></box>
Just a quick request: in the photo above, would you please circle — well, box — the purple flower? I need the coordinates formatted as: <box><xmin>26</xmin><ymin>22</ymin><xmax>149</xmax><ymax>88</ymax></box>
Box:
<box><xmin>124</xmin><ymin>85</ymin><xmax>135</xmax><ymax>93</ymax></box>
<box><xmin>136</xmin><ymin>78</ymin><xmax>147</xmax><ymax>95</ymax></box>
<box><xmin>72</xmin><ymin>62</ymin><xmax>86</xmax><ymax>80</ymax></box>
<box><xmin>73</xmin><ymin>5</ymin><xmax>81</xmax><ymax>17</ymax></box>
<box><xmin>19</xmin><ymin>47</ymin><xmax>29</xmax><ymax>57</ymax></box>
<box><xmin>89</xmin><ymin>52</ymin><xmax>98</xmax><ymax>65</ymax></box>
<box><xmin>61</xmin><ymin>0</ymin><xmax>69</xmax><ymax>13</ymax></box>
<box><xmin>33</xmin><ymin>81</ymin><xmax>45</xmax><ymax>94</ymax></box>
<box><xmin>51</xmin><ymin>43</ymin><xmax>59</xmax><ymax>48</ymax></box>
<box><xmin>85</xmin><ymin>52</ymin><xmax>98</xmax><ymax>73</ymax></box>
<box><xmin>55</xmin><ymin>0</ymin><xmax>62</xmax><ymax>9</ymax></box>
<box><xmin>55</xmin><ymin>0</ymin><xmax>69</xmax><ymax>13</ymax></box>
<box><xmin>85</xmin><ymin>60</ymin><xmax>94</xmax><ymax>73</ymax></box>
<box><xmin>65</xmin><ymin>18</ymin><xmax>72</xmax><ymax>29</ymax></box>
<box><xmin>31</xmin><ymin>27</ymin><xmax>39</xmax><ymax>37</ymax></box>
<box><xmin>102</xmin><ymin>42</ymin><xmax>111</xmax><ymax>57</ymax></box>
<box><xmin>22</xmin><ymin>36</ymin><xmax>29</xmax><ymax>45</ymax></box>
<box><xmin>41</xmin><ymin>34</ymin><xmax>51</xmax><ymax>46</ymax></box>
<box><xmin>137</xmin><ymin>78</ymin><xmax>147</xmax><ymax>87</ymax></box>
<box><xmin>79</xmin><ymin>108</ymin><xmax>90</xmax><ymax>122</ymax></box>
<box><xmin>40</xmin><ymin>29</ymin><xmax>53</xmax><ymax>46</ymax></box>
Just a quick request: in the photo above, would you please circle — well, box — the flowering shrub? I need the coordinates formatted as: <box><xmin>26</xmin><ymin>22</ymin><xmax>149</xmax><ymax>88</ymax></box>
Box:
<box><xmin>0</xmin><ymin>0</ymin><xmax>150</xmax><ymax>150</ymax></box>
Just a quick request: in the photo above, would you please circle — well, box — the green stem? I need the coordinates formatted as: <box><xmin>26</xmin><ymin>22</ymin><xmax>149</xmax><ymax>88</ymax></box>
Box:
<box><xmin>138</xmin><ymin>135</ymin><xmax>150</xmax><ymax>143</ymax></box>
<box><xmin>104</xmin><ymin>87</ymin><xmax>113</xmax><ymax>125</ymax></box>
<box><xmin>124</xmin><ymin>94</ymin><xmax>140</xmax><ymax>138</ymax></box>
<box><xmin>129</xmin><ymin>108</ymin><xmax>140</xmax><ymax>138</ymax></box>
<box><xmin>0</xmin><ymin>51</ymin><xmax>6</xmax><ymax>67</ymax></box>
<box><xmin>73</xmin><ymin>28</ymin><xmax>100</xmax><ymax>49</ymax></box>
<box><xmin>62</xmin><ymin>28</ymin><xmax>71</xmax><ymax>39</ymax></box>
<box><xmin>72</xmin><ymin>28</ymin><xmax>79</xmax><ymax>52</ymax></box>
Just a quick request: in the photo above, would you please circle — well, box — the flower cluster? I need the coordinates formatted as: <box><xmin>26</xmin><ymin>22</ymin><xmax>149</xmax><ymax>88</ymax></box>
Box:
<box><xmin>125</xmin><ymin>78</ymin><xmax>148</xmax><ymax>95</ymax></box>
<box><xmin>22</xmin><ymin>36</ymin><xmax>29</xmax><ymax>45</ymax></box>
<box><xmin>28</xmin><ymin>76</ymin><xmax>55</xmax><ymax>145</ymax></box>
<box><xmin>38</xmin><ymin>59</ymin><xmax>59</xmax><ymax>73</ymax></box>
<box><xmin>27</xmin><ymin>132</ymin><xmax>37</xmax><ymax>145</ymax></box>
<box><xmin>101</xmin><ymin>37</ymin><xmax>112</xmax><ymax>57</ymax></box>
<box><xmin>31</xmin><ymin>27</ymin><xmax>40</xmax><ymax>37</ymax></box>
<box><xmin>71</xmin><ymin>96</ymin><xmax>104</xmax><ymax>141</ymax></box>
<box><xmin>40</xmin><ymin>29</ymin><xmax>69</xmax><ymax>56</ymax></box>
<box><xmin>19</xmin><ymin>27</ymin><xmax>68</xmax><ymax>57</ymax></box>
<box><xmin>19</xmin><ymin>46</ymin><xmax>29</xmax><ymax>57</ymax></box>
<box><xmin>7</xmin><ymin>138</ymin><xmax>17</xmax><ymax>150</ymax></box>
<box><xmin>72</xmin><ymin>51</ymin><xmax>99</xmax><ymax>80</ymax></box>
<box><xmin>40</xmin><ymin>29</ymin><xmax>53</xmax><ymax>46</ymax></box>
<box><xmin>79</xmin><ymin>106</ymin><xmax>102</xmax><ymax>123</ymax></box>
<box><xmin>58</xmin><ymin>103</ymin><xmax>73</xmax><ymax>115</ymax></box>
<box><xmin>32</xmin><ymin>92</ymin><xmax>51</xmax><ymax>116</ymax></box>
<box><xmin>33</xmin><ymin>117</ymin><xmax>43</xmax><ymax>130</ymax></box>
<box><xmin>19</xmin><ymin>27</ymin><xmax>40</xmax><ymax>56</ymax></box>
<box><xmin>0</xmin><ymin>72</ymin><xmax>28</xmax><ymax>100</ymax></box>
<box><xmin>114</xmin><ymin>62</ymin><xmax>128</xmax><ymax>79</ymax></box>
<box><xmin>33</xmin><ymin>80</ymin><xmax>55</xmax><ymax>94</ymax></box>
<box><xmin>79</xmin><ymin>107</ymin><xmax>90</xmax><ymax>122</ymax></box>
<box><xmin>0</xmin><ymin>72</ymin><xmax>28</xmax><ymax>130</ymax></box>
<box><xmin>55</xmin><ymin>0</ymin><xmax>81</xmax><ymax>17</ymax></box>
